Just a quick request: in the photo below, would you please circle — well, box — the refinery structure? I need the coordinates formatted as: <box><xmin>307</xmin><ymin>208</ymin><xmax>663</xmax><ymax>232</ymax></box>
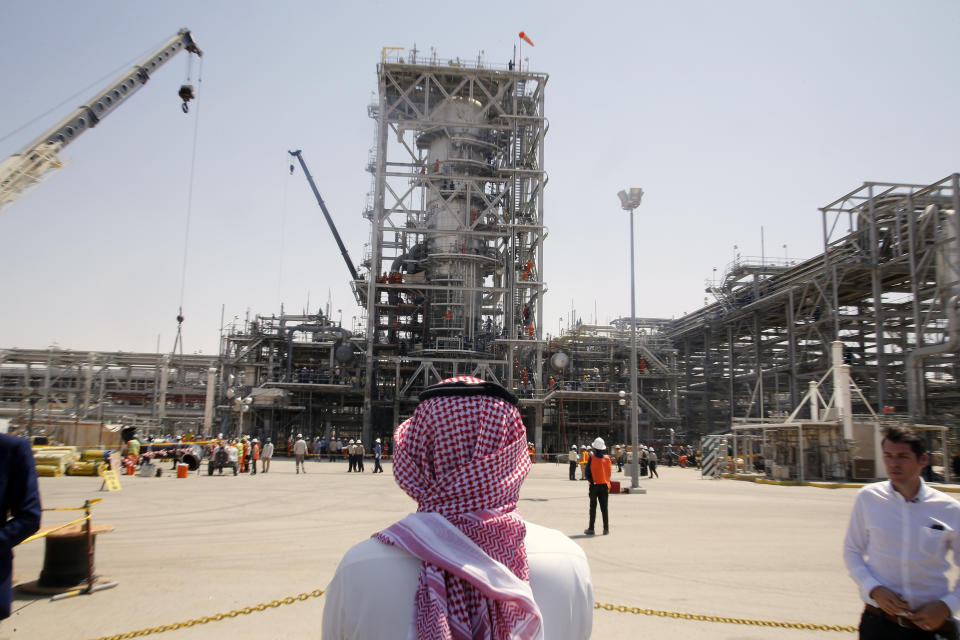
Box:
<box><xmin>1</xmin><ymin>46</ymin><xmax>959</xmax><ymax>482</ymax></box>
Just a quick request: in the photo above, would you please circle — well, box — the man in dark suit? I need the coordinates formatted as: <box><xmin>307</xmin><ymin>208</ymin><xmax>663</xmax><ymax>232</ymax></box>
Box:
<box><xmin>1</xmin><ymin>433</ymin><xmax>42</xmax><ymax>620</ymax></box>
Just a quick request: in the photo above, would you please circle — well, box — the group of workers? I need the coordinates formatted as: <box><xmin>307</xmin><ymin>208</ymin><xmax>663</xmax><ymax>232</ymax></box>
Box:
<box><xmin>567</xmin><ymin>443</ymin><xmax>660</xmax><ymax>480</ymax></box>
<box><xmin>345</xmin><ymin>438</ymin><xmax>383</xmax><ymax>473</ymax></box>
<box><xmin>208</xmin><ymin>436</ymin><xmax>275</xmax><ymax>475</ymax></box>
<box><xmin>120</xmin><ymin>434</ymin><xmax>278</xmax><ymax>476</ymax></box>
<box><xmin>287</xmin><ymin>434</ymin><xmax>385</xmax><ymax>474</ymax></box>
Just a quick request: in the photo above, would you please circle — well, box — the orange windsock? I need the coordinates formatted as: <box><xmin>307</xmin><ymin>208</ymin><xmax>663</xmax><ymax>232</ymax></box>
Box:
<box><xmin>519</xmin><ymin>31</ymin><xmax>534</xmax><ymax>46</ymax></box>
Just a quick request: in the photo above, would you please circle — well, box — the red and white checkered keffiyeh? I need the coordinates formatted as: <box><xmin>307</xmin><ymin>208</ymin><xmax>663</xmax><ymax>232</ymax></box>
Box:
<box><xmin>374</xmin><ymin>376</ymin><xmax>542</xmax><ymax>640</ymax></box>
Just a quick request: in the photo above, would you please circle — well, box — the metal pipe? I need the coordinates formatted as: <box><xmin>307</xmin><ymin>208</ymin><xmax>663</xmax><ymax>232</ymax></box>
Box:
<box><xmin>907</xmin><ymin>294</ymin><xmax>960</xmax><ymax>419</ymax></box>
<box><xmin>202</xmin><ymin>367</ymin><xmax>217</xmax><ymax>436</ymax></box>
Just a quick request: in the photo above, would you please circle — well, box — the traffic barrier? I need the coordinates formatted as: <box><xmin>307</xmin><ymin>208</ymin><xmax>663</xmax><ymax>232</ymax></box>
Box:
<box><xmin>700</xmin><ymin>435</ymin><xmax>725</xmax><ymax>479</ymax></box>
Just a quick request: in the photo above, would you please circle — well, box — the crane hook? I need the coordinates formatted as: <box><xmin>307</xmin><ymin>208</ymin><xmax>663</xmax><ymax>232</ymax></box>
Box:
<box><xmin>179</xmin><ymin>84</ymin><xmax>196</xmax><ymax>113</ymax></box>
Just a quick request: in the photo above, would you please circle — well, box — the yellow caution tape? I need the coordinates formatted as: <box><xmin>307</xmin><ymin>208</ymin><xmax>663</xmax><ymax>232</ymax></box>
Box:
<box><xmin>44</xmin><ymin>498</ymin><xmax>101</xmax><ymax>512</ymax></box>
<box><xmin>19</xmin><ymin>515</ymin><xmax>89</xmax><ymax>545</ymax></box>
<box><xmin>22</xmin><ymin>499</ymin><xmax>102</xmax><ymax>544</ymax></box>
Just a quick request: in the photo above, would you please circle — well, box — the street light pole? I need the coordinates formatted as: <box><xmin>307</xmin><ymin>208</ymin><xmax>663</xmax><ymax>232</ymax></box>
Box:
<box><xmin>618</xmin><ymin>188</ymin><xmax>645</xmax><ymax>491</ymax></box>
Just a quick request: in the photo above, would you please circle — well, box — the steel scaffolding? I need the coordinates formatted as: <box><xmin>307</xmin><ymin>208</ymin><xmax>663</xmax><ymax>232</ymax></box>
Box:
<box><xmin>357</xmin><ymin>52</ymin><xmax>549</xmax><ymax>448</ymax></box>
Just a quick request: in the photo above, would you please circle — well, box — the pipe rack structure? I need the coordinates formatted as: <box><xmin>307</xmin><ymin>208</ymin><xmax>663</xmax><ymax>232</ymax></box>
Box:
<box><xmin>667</xmin><ymin>174</ymin><xmax>960</xmax><ymax>435</ymax></box>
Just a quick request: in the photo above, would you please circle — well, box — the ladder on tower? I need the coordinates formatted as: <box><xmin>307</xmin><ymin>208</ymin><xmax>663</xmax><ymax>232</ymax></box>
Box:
<box><xmin>511</xmin><ymin>80</ymin><xmax>526</xmax><ymax>219</ymax></box>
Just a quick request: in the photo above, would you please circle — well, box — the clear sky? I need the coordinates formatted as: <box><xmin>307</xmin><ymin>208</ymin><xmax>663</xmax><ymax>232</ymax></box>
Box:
<box><xmin>2</xmin><ymin>0</ymin><xmax>958</xmax><ymax>355</ymax></box>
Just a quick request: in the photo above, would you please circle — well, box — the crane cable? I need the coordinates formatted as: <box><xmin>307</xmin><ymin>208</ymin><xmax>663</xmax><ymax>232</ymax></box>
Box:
<box><xmin>279</xmin><ymin>154</ymin><xmax>291</xmax><ymax>309</ymax></box>
<box><xmin>171</xmin><ymin>55</ymin><xmax>204</xmax><ymax>363</ymax></box>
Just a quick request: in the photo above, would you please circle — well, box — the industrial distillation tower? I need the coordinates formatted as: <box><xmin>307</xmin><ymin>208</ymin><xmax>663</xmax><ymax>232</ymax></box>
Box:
<box><xmin>358</xmin><ymin>49</ymin><xmax>548</xmax><ymax>445</ymax></box>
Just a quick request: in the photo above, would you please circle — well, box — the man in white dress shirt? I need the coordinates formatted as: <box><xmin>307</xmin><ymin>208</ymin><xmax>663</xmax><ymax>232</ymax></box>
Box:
<box><xmin>322</xmin><ymin>376</ymin><xmax>593</xmax><ymax>640</ymax></box>
<box><xmin>844</xmin><ymin>425</ymin><xmax>960</xmax><ymax>639</ymax></box>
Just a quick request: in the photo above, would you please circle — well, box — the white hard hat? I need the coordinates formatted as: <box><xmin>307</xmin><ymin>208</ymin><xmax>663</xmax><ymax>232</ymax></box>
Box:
<box><xmin>297</xmin><ymin>434</ymin><xmax>303</xmax><ymax>438</ymax></box>
<box><xmin>375</xmin><ymin>438</ymin><xmax>381</xmax><ymax>443</ymax></box>
<box><xmin>349</xmin><ymin>439</ymin><xmax>355</xmax><ymax>444</ymax></box>
<box><xmin>592</xmin><ymin>437</ymin><xmax>606</xmax><ymax>451</ymax></box>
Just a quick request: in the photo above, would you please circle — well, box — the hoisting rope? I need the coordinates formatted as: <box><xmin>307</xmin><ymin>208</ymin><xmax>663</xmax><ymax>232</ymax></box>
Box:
<box><xmin>171</xmin><ymin>55</ymin><xmax>203</xmax><ymax>360</ymax></box>
<box><xmin>279</xmin><ymin>153</ymin><xmax>290</xmax><ymax>307</ymax></box>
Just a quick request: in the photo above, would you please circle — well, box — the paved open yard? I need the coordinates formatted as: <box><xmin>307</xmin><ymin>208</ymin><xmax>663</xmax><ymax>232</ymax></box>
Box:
<box><xmin>4</xmin><ymin>458</ymin><xmax>873</xmax><ymax>639</ymax></box>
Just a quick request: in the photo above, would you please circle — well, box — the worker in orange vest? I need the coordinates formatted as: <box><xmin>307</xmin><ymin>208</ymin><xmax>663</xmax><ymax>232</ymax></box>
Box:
<box><xmin>584</xmin><ymin>437</ymin><xmax>612</xmax><ymax>535</ymax></box>
<box><xmin>250</xmin><ymin>438</ymin><xmax>260</xmax><ymax>475</ymax></box>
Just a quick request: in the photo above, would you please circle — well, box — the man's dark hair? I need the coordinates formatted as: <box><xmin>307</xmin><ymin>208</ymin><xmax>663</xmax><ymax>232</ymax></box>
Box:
<box><xmin>882</xmin><ymin>425</ymin><xmax>926</xmax><ymax>458</ymax></box>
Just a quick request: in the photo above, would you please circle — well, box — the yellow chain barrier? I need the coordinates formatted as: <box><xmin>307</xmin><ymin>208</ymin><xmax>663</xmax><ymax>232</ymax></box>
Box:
<box><xmin>594</xmin><ymin>601</ymin><xmax>857</xmax><ymax>633</ymax></box>
<box><xmin>88</xmin><ymin>589</ymin><xmax>325</xmax><ymax>640</ymax></box>
<box><xmin>86</xmin><ymin>590</ymin><xmax>857</xmax><ymax>639</ymax></box>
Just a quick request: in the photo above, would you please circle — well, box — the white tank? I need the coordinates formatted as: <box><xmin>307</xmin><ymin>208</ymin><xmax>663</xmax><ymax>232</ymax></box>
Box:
<box><xmin>417</xmin><ymin>98</ymin><xmax>491</xmax><ymax>342</ymax></box>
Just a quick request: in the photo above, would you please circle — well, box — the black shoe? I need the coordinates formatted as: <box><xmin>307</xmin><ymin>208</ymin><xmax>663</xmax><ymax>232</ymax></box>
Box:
<box><xmin>603</xmin><ymin>529</ymin><xmax>610</xmax><ymax>535</ymax></box>
<box><xmin>584</xmin><ymin>528</ymin><xmax>595</xmax><ymax>536</ymax></box>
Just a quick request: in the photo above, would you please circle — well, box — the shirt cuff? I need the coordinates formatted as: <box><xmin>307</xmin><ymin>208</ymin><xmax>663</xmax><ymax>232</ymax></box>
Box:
<box><xmin>860</xmin><ymin>579</ymin><xmax>883</xmax><ymax>605</ymax></box>
<box><xmin>940</xmin><ymin>594</ymin><xmax>960</xmax><ymax>616</ymax></box>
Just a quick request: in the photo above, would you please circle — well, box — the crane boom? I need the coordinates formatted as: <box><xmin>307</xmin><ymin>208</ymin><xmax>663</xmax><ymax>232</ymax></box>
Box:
<box><xmin>0</xmin><ymin>28</ymin><xmax>203</xmax><ymax>212</ymax></box>
<box><xmin>289</xmin><ymin>149</ymin><xmax>361</xmax><ymax>283</ymax></box>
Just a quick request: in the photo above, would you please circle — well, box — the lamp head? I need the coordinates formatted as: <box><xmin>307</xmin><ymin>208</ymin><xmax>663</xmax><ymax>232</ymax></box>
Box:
<box><xmin>617</xmin><ymin>187</ymin><xmax>644</xmax><ymax>211</ymax></box>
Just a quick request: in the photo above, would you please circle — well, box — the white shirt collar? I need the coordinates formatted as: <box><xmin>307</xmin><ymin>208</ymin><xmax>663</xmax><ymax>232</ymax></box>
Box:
<box><xmin>888</xmin><ymin>477</ymin><xmax>930</xmax><ymax>503</ymax></box>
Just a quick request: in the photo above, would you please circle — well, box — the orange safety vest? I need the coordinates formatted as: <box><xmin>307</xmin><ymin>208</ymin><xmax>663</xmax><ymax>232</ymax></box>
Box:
<box><xmin>589</xmin><ymin>455</ymin><xmax>612</xmax><ymax>487</ymax></box>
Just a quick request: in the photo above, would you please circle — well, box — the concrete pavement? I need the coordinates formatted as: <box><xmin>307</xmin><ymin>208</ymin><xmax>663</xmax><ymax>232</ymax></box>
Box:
<box><xmin>4</xmin><ymin>457</ymin><xmax>872</xmax><ymax>639</ymax></box>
